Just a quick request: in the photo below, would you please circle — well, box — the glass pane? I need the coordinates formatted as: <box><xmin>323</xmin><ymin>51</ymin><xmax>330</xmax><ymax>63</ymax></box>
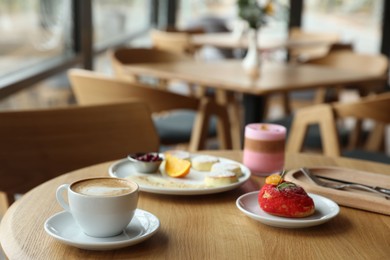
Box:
<box><xmin>302</xmin><ymin>0</ymin><xmax>384</xmax><ymax>53</ymax></box>
<box><xmin>177</xmin><ymin>0</ymin><xmax>289</xmax><ymax>37</ymax></box>
<box><xmin>0</xmin><ymin>0</ymin><xmax>73</xmax><ymax>78</ymax></box>
<box><xmin>176</xmin><ymin>0</ymin><xmax>290</xmax><ymax>61</ymax></box>
<box><xmin>93</xmin><ymin>0</ymin><xmax>151</xmax><ymax>48</ymax></box>
<box><xmin>177</xmin><ymin>0</ymin><xmax>237</xmax><ymax>28</ymax></box>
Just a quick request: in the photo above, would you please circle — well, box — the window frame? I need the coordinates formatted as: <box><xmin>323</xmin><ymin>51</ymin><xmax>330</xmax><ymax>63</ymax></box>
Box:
<box><xmin>0</xmin><ymin>0</ymin><xmax>154</xmax><ymax>100</ymax></box>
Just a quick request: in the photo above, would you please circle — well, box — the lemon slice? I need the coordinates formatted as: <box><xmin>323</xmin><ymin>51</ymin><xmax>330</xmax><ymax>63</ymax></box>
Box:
<box><xmin>165</xmin><ymin>155</ymin><xmax>191</xmax><ymax>178</ymax></box>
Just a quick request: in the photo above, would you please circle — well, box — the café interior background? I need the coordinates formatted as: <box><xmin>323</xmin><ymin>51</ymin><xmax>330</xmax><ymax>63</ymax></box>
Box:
<box><xmin>0</xmin><ymin>0</ymin><xmax>387</xmax><ymax>149</ymax></box>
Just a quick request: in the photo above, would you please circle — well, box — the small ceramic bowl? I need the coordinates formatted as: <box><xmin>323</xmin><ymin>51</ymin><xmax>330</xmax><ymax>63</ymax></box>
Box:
<box><xmin>128</xmin><ymin>153</ymin><xmax>163</xmax><ymax>173</ymax></box>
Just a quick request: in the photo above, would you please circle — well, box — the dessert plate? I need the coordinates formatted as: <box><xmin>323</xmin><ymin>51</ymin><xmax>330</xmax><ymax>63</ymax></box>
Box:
<box><xmin>236</xmin><ymin>191</ymin><xmax>339</xmax><ymax>228</ymax></box>
<box><xmin>44</xmin><ymin>209</ymin><xmax>160</xmax><ymax>250</ymax></box>
<box><xmin>108</xmin><ymin>155</ymin><xmax>251</xmax><ymax>195</ymax></box>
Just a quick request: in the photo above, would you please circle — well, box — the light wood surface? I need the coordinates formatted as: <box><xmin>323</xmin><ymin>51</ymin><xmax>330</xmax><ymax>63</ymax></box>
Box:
<box><xmin>0</xmin><ymin>192</ymin><xmax>8</xmax><ymax>217</ymax></box>
<box><xmin>1</xmin><ymin>151</ymin><xmax>390</xmax><ymax>259</ymax></box>
<box><xmin>109</xmin><ymin>47</ymin><xmax>192</xmax><ymax>86</ymax></box>
<box><xmin>288</xmin><ymin>28</ymin><xmax>341</xmax><ymax>61</ymax></box>
<box><xmin>124</xmin><ymin>60</ymin><xmax>387</xmax><ymax>96</ymax></box>
<box><xmin>0</xmin><ymin>101</ymin><xmax>159</xmax><ymax>208</ymax></box>
<box><xmin>306</xmin><ymin>50</ymin><xmax>389</xmax><ymax>75</ymax></box>
<box><xmin>150</xmin><ymin>28</ymin><xmax>204</xmax><ymax>56</ymax></box>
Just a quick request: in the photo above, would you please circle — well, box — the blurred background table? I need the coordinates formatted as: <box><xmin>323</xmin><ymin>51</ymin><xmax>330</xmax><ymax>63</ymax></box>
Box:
<box><xmin>125</xmin><ymin>59</ymin><xmax>386</xmax><ymax>127</ymax></box>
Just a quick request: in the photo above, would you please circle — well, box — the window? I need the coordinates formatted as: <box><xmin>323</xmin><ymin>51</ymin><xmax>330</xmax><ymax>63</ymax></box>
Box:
<box><xmin>302</xmin><ymin>0</ymin><xmax>384</xmax><ymax>53</ymax></box>
<box><xmin>0</xmin><ymin>0</ymin><xmax>74</xmax><ymax>79</ymax></box>
<box><xmin>93</xmin><ymin>0</ymin><xmax>151</xmax><ymax>50</ymax></box>
<box><xmin>0</xmin><ymin>0</ymin><xmax>153</xmax><ymax>98</ymax></box>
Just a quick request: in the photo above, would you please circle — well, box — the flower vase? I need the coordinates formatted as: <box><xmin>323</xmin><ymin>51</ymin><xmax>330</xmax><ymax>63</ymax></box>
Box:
<box><xmin>242</xmin><ymin>28</ymin><xmax>260</xmax><ymax>78</ymax></box>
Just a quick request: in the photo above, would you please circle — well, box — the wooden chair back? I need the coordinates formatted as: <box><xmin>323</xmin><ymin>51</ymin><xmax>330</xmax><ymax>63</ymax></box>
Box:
<box><xmin>287</xmin><ymin>92</ymin><xmax>390</xmax><ymax>158</ymax></box>
<box><xmin>109</xmin><ymin>47</ymin><xmax>191</xmax><ymax>86</ymax></box>
<box><xmin>150</xmin><ymin>27</ymin><xmax>204</xmax><ymax>56</ymax></box>
<box><xmin>288</xmin><ymin>27</ymin><xmax>340</xmax><ymax>62</ymax></box>
<box><xmin>68</xmin><ymin>68</ymin><xmax>232</xmax><ymax>151</ymax></box>
<box><xmin>0</xmin><ymin>101</ymin><xmax>159</xmax><ymax>209</ymax></box>
<box><xmin>307</xmin><ymin>50</ymin><xmax>389</xmax><ymax>75</ymax></box>
<box><xmin>283</xmin><ymin>46</ymin><xmax>388</xmax><ymax>113</ymax></box>
<box><xmin>307</xmin><ymin>50</ymin><xmax>389</xmax><ymax>105</ymax></box>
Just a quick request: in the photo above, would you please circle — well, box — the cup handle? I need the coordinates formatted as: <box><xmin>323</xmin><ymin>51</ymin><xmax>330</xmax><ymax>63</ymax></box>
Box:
<box><xmin>56</xmin><ymin>184</ymin><xmax>70</xmax><ymax>211</ymax></box>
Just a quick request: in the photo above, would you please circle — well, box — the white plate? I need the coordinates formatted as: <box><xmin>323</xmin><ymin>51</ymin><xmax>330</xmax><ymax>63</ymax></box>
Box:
<box><xmin>44</xmin><ymin>209</ymin><xmax>160</xmax><ymax>250</ymax></box>
<box><xmin>236</xmin><ymin>191</ymin><xmax>339</xmax><ymax>228</ymax></box>
<box><xmin>108</xmin><ymin>155</ymin><xmax>251</xmax><ymax>195</ymax></box>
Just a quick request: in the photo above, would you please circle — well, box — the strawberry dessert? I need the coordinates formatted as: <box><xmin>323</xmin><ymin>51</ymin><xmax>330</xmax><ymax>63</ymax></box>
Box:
<box><xmin>258</xmin><ymin>174</ymin><xmax>315</xmax><ymax>218</ymax></box>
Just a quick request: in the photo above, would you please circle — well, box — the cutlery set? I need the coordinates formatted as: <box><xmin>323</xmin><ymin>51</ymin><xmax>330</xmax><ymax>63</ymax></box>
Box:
<box><xmin>300</xmin><ymin>167</ymin><xmax>390</xmax><ymax>199</ymax></box>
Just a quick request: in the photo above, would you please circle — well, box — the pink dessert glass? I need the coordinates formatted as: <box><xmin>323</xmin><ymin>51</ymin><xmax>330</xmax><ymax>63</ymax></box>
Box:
<box><xmin>243</xmin><ymin>123</ymin><xmax>286</xmax><ymax>176</ymax></box>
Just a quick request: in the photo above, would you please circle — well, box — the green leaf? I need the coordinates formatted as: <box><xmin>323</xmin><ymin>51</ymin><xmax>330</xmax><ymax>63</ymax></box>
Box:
<box><xmin>237</xmin><ymin>0</ymin><xmax>267</xmax><ymax>29</ymax></box>
<box><xmin>276</xmin><ymin>182</ymin><xmax>297</xmax><ymax>191</ymax></box>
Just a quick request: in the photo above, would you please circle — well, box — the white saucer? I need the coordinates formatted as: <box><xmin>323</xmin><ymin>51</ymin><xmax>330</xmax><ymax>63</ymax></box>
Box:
<box><xmin>44</xmin><ymin>209</ymin><xmax>160</xmax><ymax>250</ymax></box>
<box><xmin>236</xmin><ymin>191</ymin><xmax>339</xmax><ymax>228</ymax></box>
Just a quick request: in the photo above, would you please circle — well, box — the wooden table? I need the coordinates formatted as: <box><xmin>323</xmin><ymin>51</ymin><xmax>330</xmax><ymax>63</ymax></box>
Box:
<box><xmin>124</xmin><ymin>60</ymin><xmax>387</xmax><ymax>124</ymax></box>
<box><xmin>1</xmin><ymin>151</ymin><xmax>390</xmax><ymax>259</ymax></box>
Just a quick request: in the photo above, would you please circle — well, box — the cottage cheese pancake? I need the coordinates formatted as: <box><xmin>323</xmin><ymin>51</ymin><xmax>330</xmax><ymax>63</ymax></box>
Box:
<box><xmin>192</xmin><ymin>155</ymin><xmax>219</xmax><ymax>171</ymax></box>
<box><xmin>204</xmin><ymin>170</ymin><xmax>238</xmax><ymax>187</ymax></box>
<box><xmin>211</xmin><ymin>162</ymin><xmax>243</xmax><ymax>177</ymax></box>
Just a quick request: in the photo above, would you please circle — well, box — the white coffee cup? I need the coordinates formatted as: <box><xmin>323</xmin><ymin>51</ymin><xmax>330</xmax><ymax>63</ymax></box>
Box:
<box><xmin>56</xmin><ymin>177</ymin><xmax>139</xmax><ymax>238</ymax></box>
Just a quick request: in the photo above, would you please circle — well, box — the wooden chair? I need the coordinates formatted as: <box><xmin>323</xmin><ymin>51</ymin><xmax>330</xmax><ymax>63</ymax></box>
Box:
<box><xmin>0</xmin><ymin>101</ymin><xmax>159</xmax><ymax>213</ymax></box>
<box><xmin>276</xmin><ymin>43</ymin><xmax>355</xmax><ymax>116</ymax></box>
<box><xmin>68</xmin><ymin>68</ymin><xmax>232</xmax><ymax>151</ymax></box>
<box><xmin>305</xmin><ymin>50</ymin><xmax>389</xmax><ymax>102</ymax></box>
<box><xmin>287</xmin><ymin>92</ymin><xmax>390</xmax><ymax>164</ymax></box>
<box><xmin>109</xmin><ymin>47</ymin><xmax>192</xmax><ymax>89</ymax></box>
<box><xmin>150</xmin><ymin>27</ymin><xmax>204</xmax><ymax>57</ymax></box>
<box><xmin>288</xmin><ymin>27</ymin><xmax>341</xmax><ymax>63</ymax></box>
<box><xmin>275</xmin><ymin>48</ymin><xmax>389</xmax><ymax>129</ymax></box>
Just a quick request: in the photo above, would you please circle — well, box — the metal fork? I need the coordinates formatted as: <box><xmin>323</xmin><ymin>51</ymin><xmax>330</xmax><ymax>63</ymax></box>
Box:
<box><xmin>300</xmin><ymin>167</ymin><xmax>390</xmax><ymax>200</ymax></box>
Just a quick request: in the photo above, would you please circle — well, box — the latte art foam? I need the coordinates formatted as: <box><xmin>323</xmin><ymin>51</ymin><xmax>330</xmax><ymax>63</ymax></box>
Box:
<box><xmin>77</xmin><ymin>186</ymin><xmax>131</xmax><ymax>196</ymax></box>
<box><xmin>72</xmin><ymin>178</ymin><xmax>135</xmax><ymax>196</ymax></box>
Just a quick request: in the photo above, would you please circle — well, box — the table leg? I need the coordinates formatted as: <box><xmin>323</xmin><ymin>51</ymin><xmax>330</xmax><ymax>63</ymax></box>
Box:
<box><xmin>215</xmin><ymin>89</ymin><xmax>242</xmax><ymax>150</ymax></box>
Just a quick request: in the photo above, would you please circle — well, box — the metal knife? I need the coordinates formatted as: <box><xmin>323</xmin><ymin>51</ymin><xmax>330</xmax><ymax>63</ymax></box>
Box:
<box><xmin>317</xmin><ymin>175</ymin><xmax>390</xmax><ymax>195</ymax></box>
